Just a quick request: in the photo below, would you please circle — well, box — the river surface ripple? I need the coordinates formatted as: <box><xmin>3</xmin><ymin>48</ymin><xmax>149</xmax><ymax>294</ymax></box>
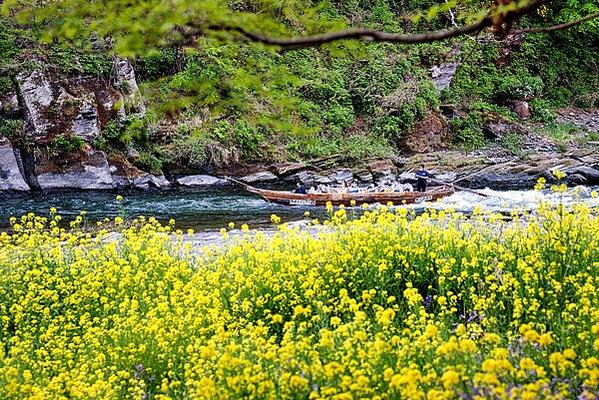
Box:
<box><xmin>1</xmin><ymin>186</ymin><xmax>597</xmax><ymax>234</ymax></box>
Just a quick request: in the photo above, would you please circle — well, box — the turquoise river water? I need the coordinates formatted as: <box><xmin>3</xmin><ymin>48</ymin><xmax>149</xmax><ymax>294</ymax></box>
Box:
<box><xmin>1</xmin><ymin>186</ymin><xmax>597</xmax><ymax>231</ymax></box>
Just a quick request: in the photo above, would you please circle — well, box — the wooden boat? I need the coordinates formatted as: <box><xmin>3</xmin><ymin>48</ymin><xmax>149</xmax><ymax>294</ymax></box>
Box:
<box><xmin>226</xmin><ymin>177</ymin><xmax>455</xmax><ymax>207</ymax></box>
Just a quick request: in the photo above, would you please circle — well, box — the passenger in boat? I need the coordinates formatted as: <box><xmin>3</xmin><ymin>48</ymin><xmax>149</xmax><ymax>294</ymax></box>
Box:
<box><xmin>416</xmin><ymin>165</ymin><xmax>430</xmax><ymax>192</ymax></box>
<box><xmin>338</xmin><ymin>181</ymin><xmax>348</xmax><ymax>194</ymax></box>
<box><xmin>383</xmin><ymin>180</ymin><xmax>394</xmax><ymax>193</ymax></box>
<box><xmin>294</xmin><ymin>182</ymin><xmax>307</xmax><ymax>194</ymax></box>
<box><xmin>348</xmin><ymin>181</ymin><xmax>360</xmax><ymax>193</ymax></box>
<box><xmin>403</xmin><ymin>182</ymin><xmax>414</xmax><ymax>192</ymax></box>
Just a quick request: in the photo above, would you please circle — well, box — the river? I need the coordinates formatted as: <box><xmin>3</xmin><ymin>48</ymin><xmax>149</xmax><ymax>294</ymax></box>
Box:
<box><xmin>1</xmin><ymin>186</ymin><xmax>598</xmax><ymax>232</ymax></box>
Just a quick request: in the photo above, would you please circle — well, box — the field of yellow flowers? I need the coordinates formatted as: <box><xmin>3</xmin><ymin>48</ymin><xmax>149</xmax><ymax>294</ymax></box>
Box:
<box><xmin>0</xmin><ymin>199</ymin><xmax>598</xmax><ymax>399</ymax></box>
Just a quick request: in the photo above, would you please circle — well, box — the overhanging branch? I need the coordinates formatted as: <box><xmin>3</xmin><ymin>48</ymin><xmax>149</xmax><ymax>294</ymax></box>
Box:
<box><xmin>214</xmin><ymin>19</ymin><xmax>492</xmax><ymax>50</ymax></box>
<box><xmin>513</xmin><ymin>11</ymin><xmax>599</xmax><ymax>34</ymax></box>
<box><xmin>179</xmin><ymin>1</ymin><xmax>597</xmax><ymax>51</ymax></box>
<box><xmin>202</xmin><ymin>0</ymin><xmax>545</xmax><ymax>49</ymax></box>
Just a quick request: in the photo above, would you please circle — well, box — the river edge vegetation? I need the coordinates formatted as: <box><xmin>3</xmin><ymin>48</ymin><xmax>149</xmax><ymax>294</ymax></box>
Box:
<box><xmin>1</xmin><ymin>1</ymin><xmax>598</xmax><ymax>174</ymax></box>
<box><xmin>0</xmin><ymin>181</ymin><xmax>598</xmax><ymax>399</ymax></box>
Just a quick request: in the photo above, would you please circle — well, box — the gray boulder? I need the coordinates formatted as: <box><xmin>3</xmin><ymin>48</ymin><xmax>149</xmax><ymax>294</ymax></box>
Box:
<box><xmin>71</xmin><ymin>100</ymin><xmax>101</xmax><ymax>142</ymax></box>
<box><xmin>111</xmin><ymin>175</ymin><xmax>134</xmax><ymax>189</ymax></box>
<box><xmin>435</xmin><ymin>172</ymin><xmax>457</xmax><ymax>183</ymax></box>
<box><xmin>431</xmin><ymin>62</ymin><xmax>459</xmax><ymax>91</ymax></box>
<box><xmin>564</xmin><ymin>165</ymin><xmax>599</xmax><ymax>184</ymax></box>
<box><xmin>463</xmin><ymin>172</ymin><xmax>539</xmax><ymax>190</ymax></box>
<box><xmin>355</xmin><ymin>171</ymin><xmax>373</xmax><ymax>183</ymax></box>
<box><xmin>314</xmin><ymin>174</ymin><xmax>336</xmax><ymax>185</ymax></box>
<box><xmin>328</xmin><ymin>169</ymin><xmax>353</xmax><ymax>184</ymax></box>
<box><xmin>483</xmin><ymin>121</ymin><xmax>526</xmax><ymax>140</ymax></box>
<box><xmin>398</xmin><ymin>172</ymin><xmax>416</xmax><ymax>182</ymax></box>
<box><xmin>510</xmin><ymin>100</ymin><xmax>531</xmax><ymax>120</ymax></box>
<box><xmin>126</xmin><ymin>146</ymin><xmax>141</xmax><ymax>161</ymax></box>
<box><xmin>133</xmin><ymin>174</ymin><xmax>171</xmax><ymax>190</ymax></box>
<box><xmin>567</xmin><ymin>173</ymin><xmax>587</xmax><ymax>186</ymax></box>
<box><xmin>177</xmin><ymin>175</ymin><xmax>226</xmax><ymax>187</ymax></box>
<box><xmin>18</xmin><ymin>70</ymin><xmax>54</xmax><ymax>138</ymax></box>
<box><xmin>272</xmin><ymin>162</ymin><xmax>305</xmax><ymax>176</ymax></box>
<box><xmin>36</xmin><ymin>150</ymin><xmax>115</xmax><ymax>190</ymax></box>
<box><xmin>0</xmin><ymin>140</ymin><xmax>30</xmax><ymax>191</ymax></box>
<box><xmin>285</xmin><ymin>170</ymin><xmax>317</xmax><ymax>185</ymax></box>
<box><xmin>239</xmin><ymin>171</ymin><xmax>278</xmax><ymax>183</ymax></box>
<box><xmin>368</xmin><ymin>159</ymin><xmax>398</xmax><ymax>180</ymax></box>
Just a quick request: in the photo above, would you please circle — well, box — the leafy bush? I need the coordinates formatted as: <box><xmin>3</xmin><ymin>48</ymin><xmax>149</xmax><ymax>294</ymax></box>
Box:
<box><xmin>0</xmin><ymin>77</ymin><xmax>13</xmax><ymax>96</ymax></box>
<box><xmin>232</xmin><ymin>120</ymin><xmax>264</xmax><ymax>156</ymax></box>
<box><xmin>137</xmin><ymin>48</ymin><xmax>179</xmax><ymax>81</ymax></box>
<box><xmin>169</xmin><ymin>131</ymin><xmax>212</xmax><ymax>167</ymax></box>
<box><xmin>501</xmin><ymin>132</ymin><xmax>525</xmax><ymax>157</ymax></box>
<box><xmin>49</xmin><ymin>134</ymin><xmax>85</xmax><ymax>156</ymax></box>
<box><xmin>450</xmin><ymin>101</ymin><xmax>516</xmax><ymax>150</ymax></box>
<box><xmin>453</xmin><ymin>126</ymin><xmax>486</xmax><ymax>150</ymax></box>
<box><xmin>324</xmin><ymin>104</ymin><xmax>355</xmax><ymax>135</ymax></box>
<box><xmin>96</xmin><ymin>115</ymin><xmax>155</xmax><ymax>152</ymax></box>
<box><xmin>372</xmin><ymin>115</ymin><xmax>404</xmax><ymax>140</ymax></box>
<box><xmin>134</xmin><ymin>151</ymin><xmax>163</xmax><ymax>174</ymax></box>
<box><xmin>0</xmin><ymin>119</ymin><xmax>26</xmax><ymax>145</ymax></box>
<box><xmin>530</xmin><ymin>98</ymin><xmax>556</xmax><ymax>123</ymax></box>
<box><xmin>496</xmin><ymin>75</ymin><xmax>544</xmax><ymax>101</ymax></box>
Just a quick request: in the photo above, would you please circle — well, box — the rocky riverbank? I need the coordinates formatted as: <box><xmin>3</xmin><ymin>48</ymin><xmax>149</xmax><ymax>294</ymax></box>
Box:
<box><xmin>3</xmin><ymin>137</ymin><xmax>599</xmax><ymax>195</ymax></box>
<box><xmin>171</xmin><ymin>145</ymin><xmax>599</xmax><ymax>191</ymax></box>
<box><xmin>1</xmin><ymin>54</ymin><xmax>598</xmax><ymax>194</ymax></box>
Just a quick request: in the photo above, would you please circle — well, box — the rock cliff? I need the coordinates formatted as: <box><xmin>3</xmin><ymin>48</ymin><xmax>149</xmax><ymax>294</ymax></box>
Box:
<box><xmin>0</xmin><ymin>57</ymin><xmax>165</xmax><ymax>192</ymax></box>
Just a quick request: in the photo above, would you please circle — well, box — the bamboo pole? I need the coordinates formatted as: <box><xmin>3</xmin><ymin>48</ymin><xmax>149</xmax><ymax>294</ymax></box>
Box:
<box><xmin>427</xmin><ymin>177</ymin><xmax>489</xmax><ymax>198</ymax></box>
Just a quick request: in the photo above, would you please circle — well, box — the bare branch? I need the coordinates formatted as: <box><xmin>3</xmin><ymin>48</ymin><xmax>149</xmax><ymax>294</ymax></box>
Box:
<box><xmin>214</xmin><ymin>20</ymin><xmax>491</xmax><ymax>49</ymax></box>
<box><xmin>179</xmin><ymin>2</ymin><xmax>599</xmax><ymax>50</ymax></box>
<box><xmin>200</xmin><ymin>0</ymin><xmax>545</xmax><ymax>49</ymax></box>
<box><xmin>513</xmin><ymin>11</ymin><xmax>599</xmax><ymax>34</ymax></box>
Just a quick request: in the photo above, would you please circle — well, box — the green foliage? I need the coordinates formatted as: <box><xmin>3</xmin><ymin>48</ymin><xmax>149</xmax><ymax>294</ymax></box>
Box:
<box><xmin>448</xmin><ymin>27</ymin><xmax>598</xmax><ymax>109</ymax></box>
<box><xmin>450</xmin><ymin>101</ymin><xmax>517</xmax><ymax>150</ymax></box>
<box><xmin>137</xmin><ymin>48</ymin><xmax>180</xmax><ymax>81</ymax></box>
<box><xmin>0</xmin><ymin>119</ymin><xmax>27</xmax><ymax>145</ymax></box>
<box><xmin>49</xmin><ymin>134</ymin><xmax>85</xmax><ymax>156</ymax></box>
<box><xmin>501</xmin><ymin>132</ymin><xmax>525</xmax><ymax>157</ymax></box>
<box><xmin>372</xmin><ymin>115</ymin><xmax>404</xmax><ymax>139</ymax></box>
<box><xmin>94</xmin><ymin>115</ymin><xmax>155</xmax><ymax>155</ymax></box>
<box><xmin>530</xmin><ymin>98</ymin><xmax>556</xmax><ymax>123</ymax></box>
<box><xmin>168</xmin><ymin>131</ymin><xmax>213</xmax><ymax>167</ymax></box>
<box><xmin>543</xmin><ymin>122</ymin><xmax>580</xmax><ymax>142</ymax></box>
<box><xmin>49</xmin><ymin>47</ymin><xmax>113</xmax><ymax>75</ymax></box>
<box><xmin>0</xmin><ymin>16</ymin><xmax>22</xmax><ymax>78</ymax></box>
<box><xmin>1</xmin><ymin>0</ymin><xmax>597</xmax><ymax>165</ymax></box>
<box><xmin>134</xmin><ymin>151</ymin><xmax>163</xmax><ymax>174</ymax></box>
<box><xmin>496</xmin><ymin>75</ymin><xmax>543</xmax><ymax>101</ymax></box>
<box><xmin>586</xmin><ymin>131</ymin><xmax>599</xmax><ymax>142</ymax></box>
<box><xmin>452</xmin><ymin>125</ymin><xmax>486</xmax><ymax>150</ymax></box>
<box><xmin>0</xmin><ymin>77</ymin><xmax>13</xmax><ymax>95</ymax></box>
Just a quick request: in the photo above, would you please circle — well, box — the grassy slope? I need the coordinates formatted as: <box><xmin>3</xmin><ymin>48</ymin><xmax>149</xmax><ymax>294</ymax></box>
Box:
<box><xmin>132</xmin><ymin>2</ymin><xmax>598</xmax><ymax>172</ymax></box>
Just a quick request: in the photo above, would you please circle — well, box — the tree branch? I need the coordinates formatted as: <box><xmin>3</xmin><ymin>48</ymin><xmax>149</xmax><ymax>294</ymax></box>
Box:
<box><xmin>214</xmin><ymin>19</ymin><xmax>492</xmax><ymax>49</ymax></box>
<box><xmin>512</xmin><ymin>11</ymin><xmax>599</xmax><ymax>34</ymax></box>
<box><xmin>181</xmin><ymin>1</ymin><xmax>599</xmax><ymax>50</ymax></box>
<box><xmin>201</xmin><ymin>0</ymin><xmax>545</xmax><ymax>49</ymax></box>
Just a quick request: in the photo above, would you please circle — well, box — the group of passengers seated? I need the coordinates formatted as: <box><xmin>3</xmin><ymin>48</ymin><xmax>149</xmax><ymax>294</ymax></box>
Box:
<box><xmin>295</xmin><ymin>180</ymin><xmax>414</xmax><ymax>194</ymax></box>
